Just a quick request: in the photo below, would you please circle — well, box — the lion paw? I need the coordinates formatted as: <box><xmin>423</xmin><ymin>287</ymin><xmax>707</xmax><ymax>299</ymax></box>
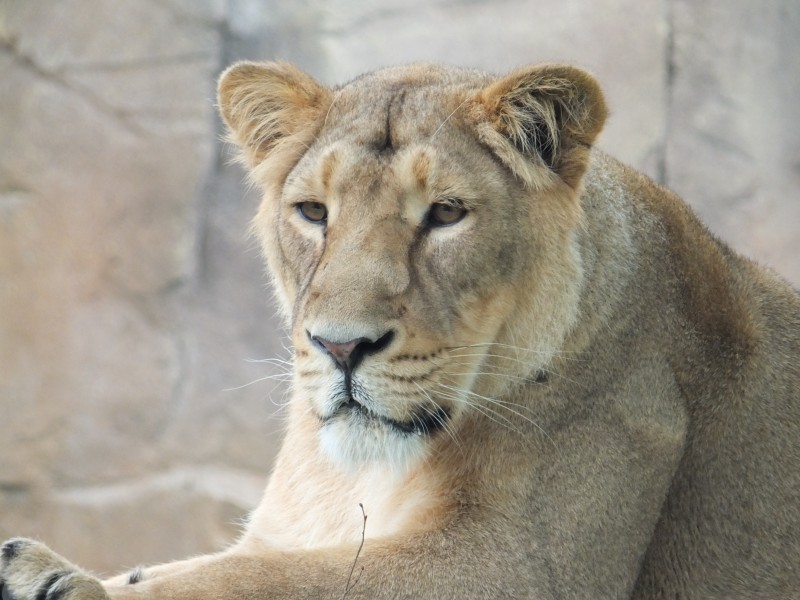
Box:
<box><xmin>0</xmin><ymin>538</ymin><xmax>108</xmax><ymax>600</ymax></box>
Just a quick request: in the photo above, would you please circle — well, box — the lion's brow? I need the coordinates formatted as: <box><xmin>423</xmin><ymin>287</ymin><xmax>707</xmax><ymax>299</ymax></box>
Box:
<box><xmin>377</xmin><ymin>90</ymin><xmax>408</xmax><ymax>154</ymax></box>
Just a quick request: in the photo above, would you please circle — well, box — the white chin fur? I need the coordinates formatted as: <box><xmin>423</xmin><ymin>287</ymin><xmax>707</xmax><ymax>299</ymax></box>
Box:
<box><xmin>318</xmin><ymin>418</ymin><xmax>428</xmax><ymax>475</ymax></box>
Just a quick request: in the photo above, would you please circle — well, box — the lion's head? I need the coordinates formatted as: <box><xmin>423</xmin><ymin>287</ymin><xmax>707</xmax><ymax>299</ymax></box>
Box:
<box><xmin>218</xmin><ymin>62</ymin><xmax>607</xmax><ymax>472</ymax></box>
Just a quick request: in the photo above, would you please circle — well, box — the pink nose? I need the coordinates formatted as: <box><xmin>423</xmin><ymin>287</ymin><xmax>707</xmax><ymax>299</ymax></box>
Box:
<box><xmin>312</xmin><ymin>337</ymin><xmax>365</xmax><ymax>370</ymax></box>
<box><xmin>308</xmin><ymin>331</ymin><xmax>395</xmax><ymax>373</ymax></box>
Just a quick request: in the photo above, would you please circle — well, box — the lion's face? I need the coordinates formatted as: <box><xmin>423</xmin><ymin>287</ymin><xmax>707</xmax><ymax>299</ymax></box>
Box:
<box><xmin>218</xmin><ymin>63</ymin><xmax>607</xmax><ymax>472</ymax></box>
<box><xmin>277</xmin><ymin>106</ymin><xmax>529</xmax><ymax>470</ymax></box>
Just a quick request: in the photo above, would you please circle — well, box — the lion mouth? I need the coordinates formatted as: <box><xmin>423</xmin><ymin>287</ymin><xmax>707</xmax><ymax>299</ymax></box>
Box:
<box><xmin>328</xmin><ymin>396</ymin><xmax>450</xmax><ymax>436</ymax></box>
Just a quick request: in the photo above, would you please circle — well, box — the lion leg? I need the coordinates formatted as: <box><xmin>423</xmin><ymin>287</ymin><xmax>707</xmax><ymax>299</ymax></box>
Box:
<box><xmin>101</xmin><ymin>555</ymin><xmax>216</xmax><ymax>588</ymax></box>
<box><xmin>2</xmin><ymin>529</ymin><xmax>548</xmax><ymax>600</ymax></box>
<box><xmin>98</xmin><ymin>536</ymin><xmax>539</xmax><ymax>600</ymax></box>
<box><xmin>0</xmin><ymin>539</ymin><xmax>229</xmax><ymax>600</ymax></box>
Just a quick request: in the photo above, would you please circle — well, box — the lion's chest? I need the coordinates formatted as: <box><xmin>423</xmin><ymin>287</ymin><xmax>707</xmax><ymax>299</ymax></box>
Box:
<box><xmin>246</xmin><ymin>463</ymin><xmax>448</xmax><ymax>550</ymax></box>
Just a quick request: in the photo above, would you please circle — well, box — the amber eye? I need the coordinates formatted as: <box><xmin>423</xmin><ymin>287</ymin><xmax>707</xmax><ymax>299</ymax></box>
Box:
<box><xmin>428</xmin><ymin>201</ymin><xmax>467</xmax><ymax>227</ymax></box>
<box><xmin>297</xmin><ymin>201</ymin><xmax>327</xmax><ymax>224</ymax></box>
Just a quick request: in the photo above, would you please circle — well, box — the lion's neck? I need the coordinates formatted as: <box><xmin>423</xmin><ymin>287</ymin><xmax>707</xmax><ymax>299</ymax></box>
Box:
<box><xmin>242</xmin><ymin>406</ymin><xmax>455</xmax><ymax>551</ymax></box>
<box><xmin>559</xmin><ymin>151</ymin><xmax>642</xmax><ymax>357</ymax></box>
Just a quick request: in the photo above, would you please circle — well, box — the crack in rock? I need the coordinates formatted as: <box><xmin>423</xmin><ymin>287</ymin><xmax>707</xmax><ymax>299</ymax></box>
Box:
<box><xmin>0</xmin><ymin>37</ymin><xmax>147</xmax><ymax>137</ymax></box>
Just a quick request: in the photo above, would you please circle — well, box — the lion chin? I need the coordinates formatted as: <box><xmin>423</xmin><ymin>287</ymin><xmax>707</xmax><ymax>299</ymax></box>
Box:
<box><xmin>2</xmin><ymin>60</ymin><xmax>799</xmax><ymax>600</ymax></box>
<box><xmin>314</xmin><ymin>370</ymin><xmax>454</xmax><ymax>473</ymax></box>
<box><xmin>318</xmin><ymin>407</ymin><xmax>433</xmax><ymax>474</ymax></box>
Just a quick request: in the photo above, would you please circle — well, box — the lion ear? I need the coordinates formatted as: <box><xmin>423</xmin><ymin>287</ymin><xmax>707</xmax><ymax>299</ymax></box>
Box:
<box><xmin>217</xmin><ymin>61</ymin><xmax>331</xmax><ymax>169</ymax></box>
<box><xmin>470</xmin><ymin>64</ymin><xmax>608</xmax><ymax>189</ymax></box>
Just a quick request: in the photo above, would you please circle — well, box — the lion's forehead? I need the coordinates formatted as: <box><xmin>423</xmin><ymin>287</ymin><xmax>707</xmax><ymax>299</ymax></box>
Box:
<box><xmin>282</xmin><ymin>71</ymin><xmax>511</xmax><ymax>216</ymax></box>
<box><xmin>323</xmin><ymin>69</ymin><xmax>487</xmax><ymax>148</ymax></box>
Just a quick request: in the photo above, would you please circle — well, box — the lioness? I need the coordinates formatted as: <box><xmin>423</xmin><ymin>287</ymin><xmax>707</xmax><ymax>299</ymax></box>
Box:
<box><xmin>2</xmin><ymin>61</ymin><xmax>799</xmax><ymax>599</ymax></box>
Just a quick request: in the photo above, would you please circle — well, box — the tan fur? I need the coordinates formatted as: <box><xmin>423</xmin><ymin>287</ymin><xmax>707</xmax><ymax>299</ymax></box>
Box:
<box><xmin>2</xmin><ymin>62</ymin><xmax>799</xmax><ymax>600</ymax></box>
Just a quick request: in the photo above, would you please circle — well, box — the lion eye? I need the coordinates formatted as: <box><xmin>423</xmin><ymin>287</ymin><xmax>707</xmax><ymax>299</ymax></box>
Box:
<box><xmin>297</xmin><ymin>201</ymin><xmax>328</xmax><ymax>224</ymax></box>
<box><xmin>428</xmin><ymin>202</ymin><xmax>467</xmax><ymax>227</ymax></box>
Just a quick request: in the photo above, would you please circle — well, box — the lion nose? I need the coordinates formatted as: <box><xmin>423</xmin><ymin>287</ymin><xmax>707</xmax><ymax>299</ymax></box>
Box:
<box><xmin>308</xmin><ymin>331</ymin><xmax>394</xmax><ymax>373</ymax></box>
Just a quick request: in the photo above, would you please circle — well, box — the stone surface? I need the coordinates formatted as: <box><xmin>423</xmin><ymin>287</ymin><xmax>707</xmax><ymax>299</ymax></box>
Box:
<box><xmin>0</xmin><ymin>0</ymin><xmax>797</xmax><ymax>574</ymax></box>
<box><xmin>667</xmin><ymin>0</ymin><xmax>800</xmax><ymax>284</ymax></box>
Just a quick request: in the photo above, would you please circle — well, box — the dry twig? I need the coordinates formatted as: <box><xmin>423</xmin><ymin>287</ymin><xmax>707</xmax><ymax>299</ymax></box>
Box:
<box><xmin>341</xmin><ymin>503</ymin><xmax>367</xmax><ymax>599</ymax></box>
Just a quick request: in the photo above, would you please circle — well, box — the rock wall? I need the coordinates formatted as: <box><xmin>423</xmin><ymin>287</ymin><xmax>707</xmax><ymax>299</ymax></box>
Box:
<box><xmin>1</xmin><ymin>0</ymin><xmax>797</xmax><ymax>575</ymax></box>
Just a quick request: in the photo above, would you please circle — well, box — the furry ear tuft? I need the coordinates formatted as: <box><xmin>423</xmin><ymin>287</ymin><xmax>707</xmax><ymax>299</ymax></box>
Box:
<box><xmin>472</xmin><ymin>65</ymin><xmax>608</xmax><ymax>188</ymax></box>
<box><xmin>217</xmin><ymin>61</ymin><xmax>331</xmax><ymax>169</ymax></box>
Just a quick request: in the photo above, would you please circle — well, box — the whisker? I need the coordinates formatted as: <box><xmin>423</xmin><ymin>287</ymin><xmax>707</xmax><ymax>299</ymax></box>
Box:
<box><xmin>444</xmin><ymin>355</ymin><xmax>583</xmax><ymax>388</ymax></box>
<box><xmin>445</xmin><ymin>351</ymin><xmax>539</xmax><ymax>363</ymax></box>
<box><xmin>446</xmin><ymin>349</ymin><xmax>581</xmax><ymax>364</ymax></box>
<box><xmin>323</xmin><ymin>89</ymin><xmax>342</xmax><ymax>128</ymax></box>
<box><xmin>432</xmin><ymin>389</ymin><xmax>524</xmax><ymax>436</ymax></box>
<box><xmin>421</xmin><ymin>402</ymin><xmax>462</xmax><ymax>452</ymax></box>
<box><xmin>444</xmin><ymin>370</ymin><xmax>537</xmax><ymax>383</ymax></box>
<box><xmin>435</xmin><ymin>383</ymin><xmax>556</xmax><ymax>447</ymax></box>
<box><xmin>223</xmin><ymin>372</ymin><xmax>294</xmax><ymax>392</ymax></box>
<box><xmin>413</xmin><ymin>382</ymin><xmax>463</xmax><ymax>454</ymax></box>
<box><xmin>244</xmin><ymin>357</ymin><xmax>295</xmax><ymax>367</ymax></box>
<box><xmin>446</xmin><ymin>341</ymin><xmax>581</xmax><ymax>354</ymax></box>
<box><xmin>435</xmin><ymin>382</ymin><xmax>541</xmax><ymax>417</ymax></box>
<box><xmin>444</xmin><ymin>363</ymin><xmax>580</xmax><ymax>388</ymax></box>
<box><xmin>430</xmin><ymin>95</ymin><xmax>471</xmax><ymax>141</ymax></box>
<box><xmin>268</xmin><ymin>385</ymin><xmax>295</xmax><ymax>411</ymax></box>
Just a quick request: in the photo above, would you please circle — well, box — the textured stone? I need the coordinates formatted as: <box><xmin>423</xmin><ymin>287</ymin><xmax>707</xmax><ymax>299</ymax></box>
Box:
<box><xmin>667</xmin><ymin>0</ymin><xmax>800</xmax><ymax>284</ymax></box>
<box><xmin>0</xmin><ymin>0</ymin><xmax>214</xmax><ymax>490</ymax></box>
<box><xmin>0</xmin><ymin>0</ymin><xmax>232</xmax><ymax>568</ymax></box>
<box><xmin>46</xmin><ymin>467</ymin><xmax>263</xmax><ymax>574</ymax></box>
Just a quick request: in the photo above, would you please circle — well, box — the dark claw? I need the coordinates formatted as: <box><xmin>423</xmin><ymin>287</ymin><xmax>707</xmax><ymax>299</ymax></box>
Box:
<box><xmin>36</xmin><ymin>573</ymin><xmax>67</xmax><ymax>600</ymax></box>
<box><xmin>1</xmin><ymin>539</ymin><xmax>29</xmax><ymax>562</ymax></box>
<box><xmin>127</xmin><ymin>568</ymin><xmax>144</xmax><ymax>585</ymax></box>
<box><xmin>2</xmin><ymin>582</ymin><xmax>18</xmax><ymax>600</ymax></box>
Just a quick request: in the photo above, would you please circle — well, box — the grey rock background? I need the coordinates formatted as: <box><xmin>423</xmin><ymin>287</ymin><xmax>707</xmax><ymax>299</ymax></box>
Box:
<box><xmin>0</xmin><ymin>0</ymin><xmax>797</xmax><ymax>575</ymax></box>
